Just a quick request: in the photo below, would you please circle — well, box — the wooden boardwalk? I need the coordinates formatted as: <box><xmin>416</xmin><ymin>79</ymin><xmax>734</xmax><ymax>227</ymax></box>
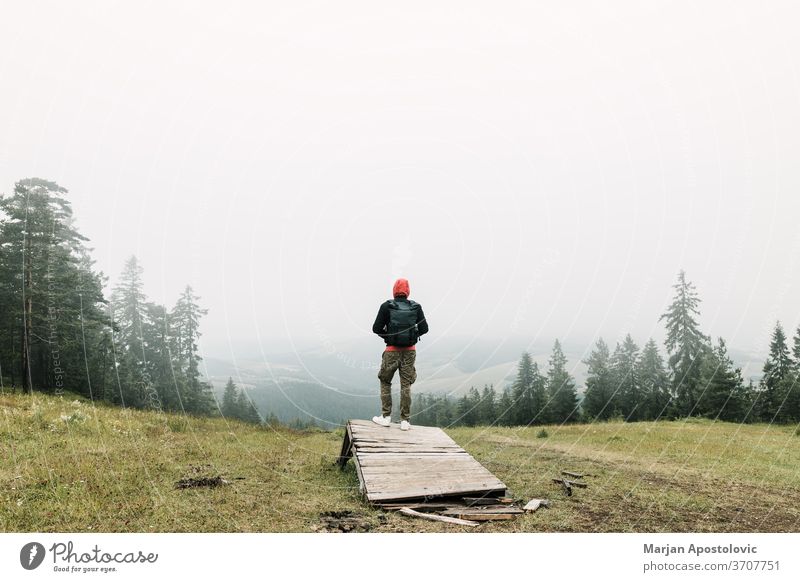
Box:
<box><xmin>338</xmin><ymin>419</ymin><xmax>507</xmax><ymax>505</ymax></box>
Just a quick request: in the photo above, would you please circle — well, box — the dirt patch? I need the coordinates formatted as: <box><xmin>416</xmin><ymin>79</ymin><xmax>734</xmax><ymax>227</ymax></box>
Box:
<box><xmin>314</xmin><ymin>510</ymin><xmax>385</xmax><ymax>533</ymax></box>
<box><xmin>175</xmin><ymin>476</ymin><xmax>229</xmax><ymax>489</ymax></box>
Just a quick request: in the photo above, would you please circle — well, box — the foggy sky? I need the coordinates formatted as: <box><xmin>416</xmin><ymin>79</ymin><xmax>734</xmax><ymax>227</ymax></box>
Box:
<box><xmin>1</xmin><ymin>1</ymin><xmax>799</xmax><ymax>361</ymax></box>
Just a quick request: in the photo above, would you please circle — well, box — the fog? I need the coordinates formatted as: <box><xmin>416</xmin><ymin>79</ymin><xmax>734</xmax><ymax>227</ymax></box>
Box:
<box><xmin>2</xmin><ymin>1</ymin><xmax>799</xmax><ymax>364</ymax></box>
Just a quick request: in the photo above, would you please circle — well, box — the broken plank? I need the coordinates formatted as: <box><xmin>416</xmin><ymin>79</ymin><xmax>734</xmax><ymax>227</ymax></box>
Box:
<box><xmin>463</xmin><ymin>496</ymin><xmax>510</xmax><ymax>506</ymax></box>
<box><xmin>561</xmin><ymin>471</ymin><xmax>591</xmax><ymax>479</ymax></box>
<box><xmin>396</xmin><ymin>507</ymin><xmax>480</xmax><ymax>527</ymax></box>
<box><xmin>441</xmin><ymin>507</ymin><xmax>523</xmax><ymax>516</ymax></box>
<box><xmin>523</xmin><ymin>499</ymin><xmax>550</xmax><ymax>512</ymax></box>
<box><xmin>442</xmin><ymin>513</ymin><xmax>517</xmax><ymax>521</ymax></box>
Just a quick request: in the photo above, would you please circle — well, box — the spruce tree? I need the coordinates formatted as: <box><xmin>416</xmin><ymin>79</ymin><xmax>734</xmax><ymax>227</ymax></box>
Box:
<box><xmin>478</xmin><ymin>385</ymin><xmax>497</xmax><ymax>425</ymax></box>
<box><xmin>659</xmin><ymin>270</ymin><xmax>709</xmax><ymax>416</ymax></box>
<box><xmin>0</xmin><ymin>178</ymin><xmax>110</xmax><ymax>395</ymax></box>
<box><xmin>612</xmin><ymin>334</ymin><xmax>642</xmax><ymax>421</ymax></box>
<box><xmin>510</xmin><ymin>353</ymin><xmax>546</xmax><ymax>425</ymax></box>
<box><xmin>697</xmin><ymin>338</ymin><xmax>747</xmax><ymax>421</ymax></box>
<box><xmin>792</xmin><ymin>325</ymin><xmax>800</xmax><ymax>368</ymax></box>
<box><xmin>171</xmin><ymin>286</ymin><xmax>213</xmax><ymax>414</ymax></box>
<box><xmin>637</xmin><ymin>339</ymin><xmax>671</xmax><ymax>420</ymax></box>
<box><xmin>759</xmin><ymin>321</ymin><xmax>792</xmax><ymax>421</ymax></box>
<box><xmin>222</xmin><ymin>377</ymin><xmax>239</xmax><ymax>418</ymax></box>
<box><xmin>496</xmin><ymin>388</ymin><xmax>514</xmax><ymax>426</ymax></box>
<box><xmin>457</xmin><ymin>387</ymin><xmax>481</xmax><ymax>426</ymax></box>
<box><xmin>236</xmin><ymin>388</ymin><xmax>262</xmax><ymax>424</ymax></box>
<box><xmin>582</xmin><ymin>338</ymin><xmax>616</xmax><ymax>420</ymax></box>
<box><xmin>111</xmin><ymin>256</ymin><xmax>149</xmax><ymax>407</ymax></box>
<box><xmin>544</xmin><ymin>339</ymin><xmax>579</xmax><ymax>423</ymax></box>
<box><xmin>783</xmin><ymin>326</ymin><xmax>800</xmax><ymax>422</ymax></box>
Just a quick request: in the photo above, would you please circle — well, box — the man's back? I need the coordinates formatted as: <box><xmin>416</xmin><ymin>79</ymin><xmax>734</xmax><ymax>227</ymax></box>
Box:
<box><xmin>372</xmin><ymin>295</ymin><xmax>428</xmax><ymax>350</ymax></box>
<box><xmin>371</xmin><ymin>278</ymin><xmax>428</xmax><ymax>430</ymax></box>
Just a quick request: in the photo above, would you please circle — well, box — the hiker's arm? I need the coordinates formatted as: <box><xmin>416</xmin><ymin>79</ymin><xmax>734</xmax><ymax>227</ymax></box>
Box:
<box><xmin>372</xmin><ymin>303</ymin><xmax>390</xmax><ymax>338</ymax></box>
<box><xmin>416</xmin><ymin>305</ymin><xmax>429</xmax><ymax>336</ymax></box>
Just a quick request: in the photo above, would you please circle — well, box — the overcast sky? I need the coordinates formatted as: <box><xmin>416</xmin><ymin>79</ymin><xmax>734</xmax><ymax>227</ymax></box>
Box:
<box><xmin>1</xmin><ymin>1</ymin><xmax>799</xmax><ymax>360</ymax></box>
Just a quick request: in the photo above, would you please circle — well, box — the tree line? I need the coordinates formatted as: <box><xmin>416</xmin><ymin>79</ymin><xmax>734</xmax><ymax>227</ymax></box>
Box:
<box><xmin>4</xmin><ymin>179</ymin><xmax>798</xmax><ymax>429</ymax></box>
<box><xmin>0</xmin><ymin>178</ymin><xmax>241</xmax><ymax>418</ymax></box>
<box><xmin>414</xmin><ymin>271</ymin><xmax>800</xmax><ymax>427</ymax></box>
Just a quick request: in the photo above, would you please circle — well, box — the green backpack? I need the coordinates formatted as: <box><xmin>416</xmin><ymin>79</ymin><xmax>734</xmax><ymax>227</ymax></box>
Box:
<box><xmin>386</xmin><ymin>300</ymin><xmax>420</xmax><ymax>347</ymax></box>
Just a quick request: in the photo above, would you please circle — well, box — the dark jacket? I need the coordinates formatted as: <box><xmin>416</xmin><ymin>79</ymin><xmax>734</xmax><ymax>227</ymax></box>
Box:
<box><xmin>372</xmin><ymin>296</ymin><xmax>429</xmax><ymax>347</ymax></box>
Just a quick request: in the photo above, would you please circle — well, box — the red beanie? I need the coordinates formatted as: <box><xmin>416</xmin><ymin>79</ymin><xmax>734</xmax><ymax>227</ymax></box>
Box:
<box><xmin>392</xmin><ymin>278</ymin><xmax>410</xmax><ymax>297</ymax></box>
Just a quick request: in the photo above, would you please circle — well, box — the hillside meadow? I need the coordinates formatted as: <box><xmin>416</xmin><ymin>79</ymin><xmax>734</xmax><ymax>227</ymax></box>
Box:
<box><xmin>1</xmin><ymin>391</ymin><xmax>799</xmax><ymax>533</ymax></box>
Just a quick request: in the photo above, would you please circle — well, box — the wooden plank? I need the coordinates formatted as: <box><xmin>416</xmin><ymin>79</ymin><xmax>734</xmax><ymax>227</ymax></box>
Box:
<box><xmin>523</xmin><ymin>499</ymin><xmax>550</xmax><ymax>512</ymax></box>
<box><xmin>396</xmin><ymin>507</ymin><xmax>480</xmax><ymax>527</ymax></box>
<box><xmin>441</xmin><ymin>506</ymin><xmax>523</xmax><ymax>515</ymax></box>
<box><xmin>368</xmin><ymin>486</ymin><xmax>507</xmax><ymax>502</ymax></box>
<box><xmin>552</xmin><ymin>477</ymin><xmax>587</xmax><ymax>489</ymax></box>
<box><xmin>463</xmin><ymin>496</ymin><xmax>512</xmax><ymax>506</ymax></box>
<box><xmin>341</xmin><ymin>418</ymin><xmax>508</xmax><ymax>505</ymax></box>
<box><xmin>336</xmin><ymin>422</ymin><xmax>353</xmax><ymax>468</ymax></box>
<box><xmin>351</xmin><ymin>443</ymin><xmax>367</xmax><ymax>497</ymax></box>
<box><xmin>354</xmin><ymin>451</ymin><xmax>469</xmax><ymax>457</ymax></box>
<box><xmin>562</xmin><ymin>470</ymin><xmax>590</xmax><ymax>479</ymax></box>
<box><xmin>442</xmin><ymin>513</ymin><xmax>517</xmax><ymax>521</ymax></box>
<box><xmin>360</xmin><ymin>473</ymin><xmax>500</xmax><ymax>483</ymax></box>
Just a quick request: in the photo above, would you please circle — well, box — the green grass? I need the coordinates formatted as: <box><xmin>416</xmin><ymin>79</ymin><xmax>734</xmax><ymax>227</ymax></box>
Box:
<box><xmin>2</xmin><ymin>391</ymin><xmax>799</xmax><ymax>532</ymax></box>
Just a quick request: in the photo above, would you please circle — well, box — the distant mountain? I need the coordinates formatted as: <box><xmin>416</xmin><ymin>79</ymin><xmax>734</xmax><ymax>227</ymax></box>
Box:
<box><xmin>204</xmin><ymin>336</ymin><xmax>593</xmax><ymax>424</ymax></box>
<box><xmin>203</xmin><ymin>337</ymin><xmax>767</xmax><ymax>425</ymax></box>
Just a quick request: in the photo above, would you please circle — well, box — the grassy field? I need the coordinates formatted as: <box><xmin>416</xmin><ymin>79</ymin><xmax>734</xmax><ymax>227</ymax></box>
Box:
<box><xmin>2</xmin><ymin>390</ymin><xmax>799</xmax><ymax>533</ymax></box>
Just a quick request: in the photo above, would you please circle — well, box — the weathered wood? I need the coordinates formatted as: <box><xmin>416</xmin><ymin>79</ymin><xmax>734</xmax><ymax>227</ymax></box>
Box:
<box><xmin>369</xmin><ymin>487</ymin><xmax>507</xmax><ymax>503</ymax></box>
<box><xmin>442</xmin><ymin>512</ymin><xmax>517</xmax><ymax>521</ymax></box>
<box><xmin>561</xmin><ymin>471</ymin><xmax>591</xmax><ymax>479</ymax></box>
<box><xmin>463</xmin><ymin>496</ymin><xmax>509</xmax><ymax>506</ymax></box>
<box><xmin>343</xmin><ymin>420</ymin><xmax>507</xmax><ymax>505</ymax></box>
<box><xmin>553</xmin><ymin>478</ymin><xmax>572</xmax><ymax>496</ymax></box>
<box><xmin>351</xmin><ymin>447</ymin><xmax>366</xmax><ymax>496</ymax></box>
<box><xmin>337</xmin><ymin>424</ymin><xmax>353</xmax><ymax>468</ymax></box>
<box><xmin>378</xmin><ymin>503</ymin><xmax>455</xmax><ymax>512</ymax></box>
<box><xmin>441</xmin><ymin>506</ymin><xmax>523</xmax><ymax>516</ymax></box>
<box><xmin>523</xmin><ymin>498</ymin><xmax>550</xmax><ymax>512</ymax></box>
<box><xmin>396</xmin><ymin>507</ymin><xmax>480</xmax><ymax>527</ymax></box>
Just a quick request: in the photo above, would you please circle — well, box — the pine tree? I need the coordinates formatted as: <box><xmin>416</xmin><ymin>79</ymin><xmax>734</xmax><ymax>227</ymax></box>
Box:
<box><xmin>478</xmin><ymin>384</ymin><xmax>497</xmax><ymax>425</ymax></box>
<box><xmin>582</xmin><ymin>338</ymin><xmax>616</xmax><ymax>420</ymax></box>
<box><xmin>544</xmin><ymin>339</ymin><xmax>579</xmax><ymax>423</ymax></box>
<box><xmin>636</xmin><ymin>339</ymin><xmax>671</xmax><ymax>420</ymax></box>
<box><xmin>697</xmin><ymin>338</ymin><xmax>747</xmax><ymax>421</ymax></box>
<box><xmin>510</xmin><ymin>352</ymin><xmax>545</xmax><ymax>425</ymax></box>
<box><xmin>496</xmin><ymin>387</ymin><xmax>514</xmax><ymax>426</ymax></box>
<box><xmin>433</xmin><ymin>394</ymin><xmax>454</xmax><ymax>426</ymax></box>
<box><xmin>759</xmin><ymin>321</ymin><xmax>792</xmax><ymax>421</ymax></box>
<box><xmin>457</xmin><ymin>387</ymin><xmax>481</xmax><ymax>426</ymax></box>
<box><xmin>111</xmin><ymin>256</ymin><xmax>150</xmax><ymax>408</ymax></box>
<box><xmin>222</xmin><ymin>377</ymin><xmax>239</xmax><ymax>418</ymax></box>
<box><xmin>783</xmin><ymin>326</ymin><xmax>800</xmax><ymax>422</ymax></box>
<box><xmin>0</xmin><ymin>178</ymin><xmax>111</xmax><ymax>396</ymax></box>
<box><xmin>612</xmin><ymin>334</ymin><xmax>642</xmax><ymax>421</ymax></box>
<box><xmin>659</xmin><ymin>270</ymin><xmax>710</xmax><ymax>416</ymax></box>
<box><xmin>171</xmin><ymin>286</ymin><xmax>213</xmax><ymax>414</ymax></box>
<box><xmin>792</xmin><ymin>326</ymin><xmax>800</xmax><ymax>368</ymax></box>
<box><xmin>775</xmin><ymin>373</ymin><xmax>800</xmax><ymax>423</ymax></box>
<box><xmin>236</xmin><ymin>388</ymin><xmax>262</xmax><ymax>424</ymax></box>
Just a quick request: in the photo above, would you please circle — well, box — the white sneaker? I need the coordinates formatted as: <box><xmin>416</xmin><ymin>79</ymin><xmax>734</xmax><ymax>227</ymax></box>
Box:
<box><xmin>372</xmin><ymin>415</ymin><xmax>391</xmax><ymax>427</ymax></box>
<box><xmin>400</xmin><ymin>420</ymin><xmax>411</xmax><ymax>431</ymax></box>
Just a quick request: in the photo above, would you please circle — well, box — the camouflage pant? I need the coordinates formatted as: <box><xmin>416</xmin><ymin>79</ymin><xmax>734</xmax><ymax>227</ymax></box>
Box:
<box><xmin>378</xmin><ymin>350</ymin><xmax>417</xmax><ymax>421</ymax></box>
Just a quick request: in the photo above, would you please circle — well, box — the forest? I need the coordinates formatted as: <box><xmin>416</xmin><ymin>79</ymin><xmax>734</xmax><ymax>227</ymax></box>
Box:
<box><xmin>413</xmin><ymin>277</ymin><xmax>800</xmax><ymax>427</ymax></box>
<box><xmin>2</xmin><ymin>178</ymin><xmax>799</xmax><ymax>428</ymax></box>
<box><xmin>0</xmin><ymin>178</ymin><xmax>257</xmax><ymax>424</ymax></box>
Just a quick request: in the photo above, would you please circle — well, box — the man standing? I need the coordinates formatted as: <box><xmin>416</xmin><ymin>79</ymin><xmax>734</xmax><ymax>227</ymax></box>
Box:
<box><xmin>371</xmin><ymin>278</ymin><xmax>429</xmax><ymax>430</ymax></box>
